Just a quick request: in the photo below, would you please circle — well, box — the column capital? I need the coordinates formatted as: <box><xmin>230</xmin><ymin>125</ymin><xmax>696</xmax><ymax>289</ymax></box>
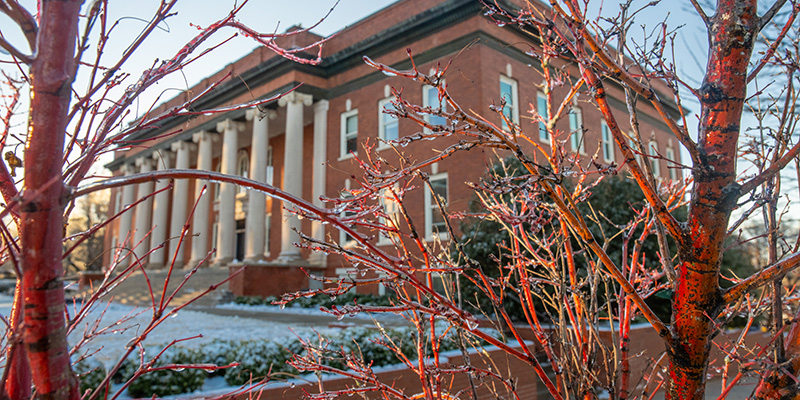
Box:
<box><xmin>152</xmin><ymin>149</ymin><xmax>175</xmax><ymax>165</ymax></box>
<box><xmin>278</xmin><ymin>91</ymin><xmax>313</xmax><ymax>107</ymax></box>
<box><xmin>135</xmin><ymin>157</ymin><xmax>154</xmax><ymax>169</ymax></box>
<box><xmin>313</xmin><ymin>99</ymin><xmax>330</xmax><ymax>113</ymax></box>
<box><xmin>171</xmin><ymin>140</ymin><xmax>197</xmax><ymax>153</ymax></box>
<box><xmin>192</xmin><ymin>130</ymin><xmax>219</xmax><ymax>144</ymax></box>
<box><xmin>121</xmin><ymin>163</ymin><xmax>136</xmax><ymax>175</ymax></box>
<box><xmin>245</xmin><ymin>107</ymin><xmax>277</xmax><ymax>121</ymax></box>
<box><xmin>216</xmin><ymin>118</ymin><xmax>245</xmax><ymax>134</ymax></box>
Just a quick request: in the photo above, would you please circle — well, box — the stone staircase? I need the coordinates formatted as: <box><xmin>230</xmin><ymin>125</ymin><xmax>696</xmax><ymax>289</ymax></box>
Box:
<box><xmin>82</xmin><ymin>267</ymin><xmax>232</xmax><ymax>308</ymax></box>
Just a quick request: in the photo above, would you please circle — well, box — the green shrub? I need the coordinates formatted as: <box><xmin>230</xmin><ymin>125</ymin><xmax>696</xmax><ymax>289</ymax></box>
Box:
<box><xmin>110</xmin><ymin>356</ymin><xmax>138</xmax><ymax>384</ymax></box>
<box><xmin>126</xmin><ymin>347</ymin><xmax>206</xmax><ymax>398</ymax></box>
<box><xmin>223</xmin><ymin>337</ymin><xmax>302</xmax><ymax>386</ymax></box>
<box><xmin>74</xmin><ymin>358</ymin><xmax>108</xmax><ymax>396</ymax></box>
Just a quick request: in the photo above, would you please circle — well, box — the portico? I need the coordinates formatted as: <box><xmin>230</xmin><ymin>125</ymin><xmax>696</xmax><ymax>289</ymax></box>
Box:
<box><xmin>112</xmin><ymin>91</ymin><xmax>330</xmax><ymax>285</ymax></box>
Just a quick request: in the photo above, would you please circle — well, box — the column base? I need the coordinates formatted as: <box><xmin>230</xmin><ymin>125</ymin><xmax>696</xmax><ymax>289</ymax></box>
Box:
<box><xmin>306</xmin><ymin>252</ymin><xmax>327</xmax><ymax>268</ymax></box>
<box><xmin>213</xmin><ymin>257</ymin><xmax>234</xmax><ymax>268</ymax></box>
<box><xmin>243</xmin><ymin>254</ymin><xmax>267</xmax><ymax>264</ymax></box>
<box><xmin>276</xmin><ymin>251</ymin><xmax>305</xmax><ymax>265</ymax></box>
<box><xmin>187</xmin><ymin>259</ymin><xmax>212</xmax><ymax>269</ymax></box>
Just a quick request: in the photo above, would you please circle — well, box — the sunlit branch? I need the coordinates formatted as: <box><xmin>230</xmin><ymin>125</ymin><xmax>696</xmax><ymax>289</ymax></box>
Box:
<box><xmin>747</xmin><ymin>2</ymin><xmax>799</xmax><ymax>83</ymax></box>
<box><xmin>723</xmin><ymin>251</ymin><xmax>800</xmax><ymax>304</ymax></box>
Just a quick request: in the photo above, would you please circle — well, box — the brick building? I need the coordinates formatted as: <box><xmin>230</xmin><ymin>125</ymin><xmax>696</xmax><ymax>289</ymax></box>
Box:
<box><xmin>104</xmin><ymin>0</ymin><xmax>682</xmax><ymax>297</ymax></box>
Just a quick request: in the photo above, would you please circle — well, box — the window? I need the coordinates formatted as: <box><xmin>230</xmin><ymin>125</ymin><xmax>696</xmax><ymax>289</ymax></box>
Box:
<box><xmin>424</xmin><ymin>174</ymin><xmax>449</xmax><ymax>240</ymax></box>
<box><xmin>601</xmin><ymin>121</ymin><xmax>615</xmax><ymax>162</ymax></box>
<box><xmin>236</xmin><ymin>150</ymin><xmax>249</xmax><ymax>194</ymax></box>
<box><xmin>265</xmin><ymin>146</ymin><xmax>274</xmax><ymax>186</ymax></box>
<box><xmin>423</xmin><ymin>85</ymin><xmax>447</xmax><ymax>131</ymax></box>
<box><xmin>649</xmin><ymin>141</ymin><xmax>661</xmax><ymax>177</ymax></box>
<box><xmin>665</xmin><ymin>147</ymin><xmax>678</xmax><ymax>180</ymax></box>
<box><xmin>569</xmin><ymin>106</ymin><xmax>584</xmax><ymax>153</ymax></box>
<box><xmin>377</xmin><ymin>186</ymin><xmax>400</xmax><ymax>245</ymax></box>
<box><xmin>339</xmin><ymin>193</ymin><xmax>356</xmax><ymax>246</ymax></box>
<box><xmin>378</xmin><ymin>98</ymin><xmax>399</xmax><ymax>145</ymax></box>
<box><xmin>537</xmin><ymin>92</ymin><xmax>549</xmax><ymax>143</ymax></box>
<box><xmin>499</xmin><ymin>75</ymin><xmax>518</xmax><ymax>129</ymax></box>
<box><xmin>340</xmin><ymin>109</ymin><xmax>358</xmax><ymax>158</ymax></box>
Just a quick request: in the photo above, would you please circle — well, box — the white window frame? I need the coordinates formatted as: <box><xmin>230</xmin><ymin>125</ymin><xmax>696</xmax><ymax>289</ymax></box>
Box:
<box><xmin>424</xmin><ymin>173</ymin><xmax>449</xmax><ymax>241</ymax></box>
<box><xmin>601</xmin><ymin>121</ymin><xmax>615</xmax><ymax>163</ymax></box>
<box><xmin>569</xmin><ymin>106</ymin><xmax>585</xmax><ymax>154</ymax></box>
<box><xmin>377</xmin><ymin>98</ymin><xmax>399</xmax><ymax>148</ymax></box>
<box><xmin>537</xmin><ymin>91</ymin><xmax>550</xmax><ymax>143</ymax></box>
<box><xmin>264</xmin><ymin>213</ymin><xmax>272</xmax><ymax>257</ymax></box>
<box><xmin>236</xmin><ymin>150</ymin><xmax>249</xmax><ymax>194</ymax></box>
<box><xmin>665</xmin><ymin>147</ymin><xmax>678</xmax><ymax>180</ymax></box>
<box><xmin>648</xmin><ymin>141</ymin><xmax>661</xmax><ymax>177</ymax></box>
<box><xmin>499</xmin><ymin>75</ymin><xmax>519</xmax><ymax>129</ymax></box>
<box><xmin>340</xmin><ymin>109</ymin><xmax>358</xmax><ymax>159</ymax></box>
<box><xmin>423</xmin><ymin>84</ymin><xmax>447</xmax><ymax>133</ymax></box>
<box><xmin>377</xmin><ymin>185</ymin><xmax>400</xmax><ymax>245</ymax></box>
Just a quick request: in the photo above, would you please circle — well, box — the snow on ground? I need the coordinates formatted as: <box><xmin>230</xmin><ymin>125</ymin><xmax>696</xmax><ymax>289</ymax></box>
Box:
<box><xmin>0</xmin><ymin>294</ymin><xmax>335</xmax><ymax>368</ymax></box>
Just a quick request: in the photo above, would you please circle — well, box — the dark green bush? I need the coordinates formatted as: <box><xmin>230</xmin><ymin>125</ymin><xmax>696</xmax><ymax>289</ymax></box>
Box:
<box><xmin>126</xmin><ymin>347</ymin><xmax>206</xmax><ymax>398</ymax></box>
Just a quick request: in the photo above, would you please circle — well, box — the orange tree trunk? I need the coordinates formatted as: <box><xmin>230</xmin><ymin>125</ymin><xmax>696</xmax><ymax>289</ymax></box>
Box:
<box><xmin>667</xmin><ymin>1</ymin><xmax>758</xmax><ymax>399</ymax></box>
<box><xmin>20</xmin><ymin>1</ymin><xmax>82</xmax><ymax>399</ymax></box>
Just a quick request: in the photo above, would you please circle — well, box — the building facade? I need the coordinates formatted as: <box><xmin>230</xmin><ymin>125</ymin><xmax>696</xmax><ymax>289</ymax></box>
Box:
<box><xmin>104</xmin><ymin>0</ymin><xmax>682</xmax><ymax>297</ymax></box>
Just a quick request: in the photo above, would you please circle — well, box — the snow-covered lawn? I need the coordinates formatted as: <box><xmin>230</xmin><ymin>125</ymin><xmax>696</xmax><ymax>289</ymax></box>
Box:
<box><xmin>0</xmin><ymin>294</ymin><xmax>342</xmax><ymax>398</ymax></box>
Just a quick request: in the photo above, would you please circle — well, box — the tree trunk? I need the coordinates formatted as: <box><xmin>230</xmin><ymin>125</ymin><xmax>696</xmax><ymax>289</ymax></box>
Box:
<box><xmin>667</xmin><ymin>1</ymin><xmax>758</xmax><ymax>398</ymax></box>
<box><xmin>21</xmin><ymin>1</ymin><xmax>82</xmax><ymax>399</ymax></box>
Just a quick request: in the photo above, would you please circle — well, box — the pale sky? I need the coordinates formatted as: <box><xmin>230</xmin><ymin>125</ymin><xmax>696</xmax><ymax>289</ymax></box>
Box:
<box><xmin>1</xmin><ymin>1</ymin><xmax>796</xmax><ymax>216</ymax></box>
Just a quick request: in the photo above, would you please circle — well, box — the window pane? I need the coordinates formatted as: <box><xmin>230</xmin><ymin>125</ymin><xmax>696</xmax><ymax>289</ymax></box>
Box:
<box><xmin>427</xmin><ymin>87</ymin><xmax>447</xmax><ymax>126</ymax></box>
<box><xmin>346</xmin><ymin>114</ymin><xmax>358</xmax><ymax>133</ymax></box>
<box><xmin>569</xmin><ymin>109</ymin><xmax>582</xmax><ymax>151</ymax></box>
<box><xmin>346</xmin><ymin>135</ymin><xmax>358</xmax><ymax>153</ymax></box>
<box><xmin>429</xmin><ymin>177</ymin><xmax>448</xmax><ymax>235</ymax></box>
<box><xmin>500</xmin><ymin>81</ymin><xmax>513</xmax><ymax>120</ymax></box>
<box><xmin>381</xmin><ymin>102</ymin><xmax>399</xmax><ymax>141</ymax></box>
<box><xmin>538</xmin><ymin>95</ymin><xmax>548</xmax><ymax>141</ymax></box>
<box><xmin>384</xmin><ymin>120</ymin><xmax>398</xmax><ymax>141</ymax></box>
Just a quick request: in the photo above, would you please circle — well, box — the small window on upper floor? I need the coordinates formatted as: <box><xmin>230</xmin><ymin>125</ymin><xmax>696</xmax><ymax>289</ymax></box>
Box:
<box><xmin>537</xmin><ymin>92</ymin><xmax>550</xmax><ymax>143</ymax></box>
<box><xmin>340</xmin><ymin>109</ymin><xmax>358</xmax><ymax>159</ymax></box>
<box><xmin>649</xmin><ymin>141</ymin><xmax>661</xmax><ymax>177</ymax></box>
<box><xmin>425</xmin><ymin>173</ymin><xmax>449</xmax><ymax>241</ymax></box>
<box><xmin>378</xmin><ymin>98</ymin><xmax>399</xmax><ymax>146</ymax></box>
<box><xmin>601</xmin><ymin>121</ymin><xmax>615</xmax><ymax>163</ymax></box>
<box><xmin>499</xmin><ymin>75</ymin><xmax>519</xmax><ymax>129</ymax></box>
<box><xmin>423</xmin><ymin>84</ymin><xmax>447</xmax><ymax>132</ymax></box>
<box><xmin>569</xmin><ymin>106</ymin><xmax>585</xmax><ymax>154</ymax></box>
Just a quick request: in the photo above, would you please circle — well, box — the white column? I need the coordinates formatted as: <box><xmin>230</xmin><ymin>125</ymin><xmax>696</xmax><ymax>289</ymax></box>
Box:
<box><xmin>117</xmin><ymin>164</ymin><xmax>136</xmax><ymax>257</ymax></box>
<box><xmin>133</xmin><ymin>157</ymin><xmax>154</xmax><ymax>263</ymax></box>
<box><xmin>148</xmin><ymin>151</ymin><xmax>173</xmax><ymax>269</ymax></box>
<box><xmin>190</xmin><ymin>131</ymin><xmax>218</xmax><ymax>267</ymax></box>
<box><xmin>308</xmin><ymin>100</ymin><xmax>329</xmax><ymax>267</ymax></box>
<box><xmin>168</xmin><ymin>141</ymin><xmax>195</xmax><ymax>269</ymax></box>
<box><xmin>277</xmin><ymin>92</ymin><xmax>312</xmax><ymax>263</ymax></box>
<box><xmin>244</xmin><ymin>108</ymin><xmax>276</xmax><ymax>262</ymax></box>
<box><xmin>215</xmin><ymin>118</ymin><xmax>244</xmax><ymax>266</ymax></box>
